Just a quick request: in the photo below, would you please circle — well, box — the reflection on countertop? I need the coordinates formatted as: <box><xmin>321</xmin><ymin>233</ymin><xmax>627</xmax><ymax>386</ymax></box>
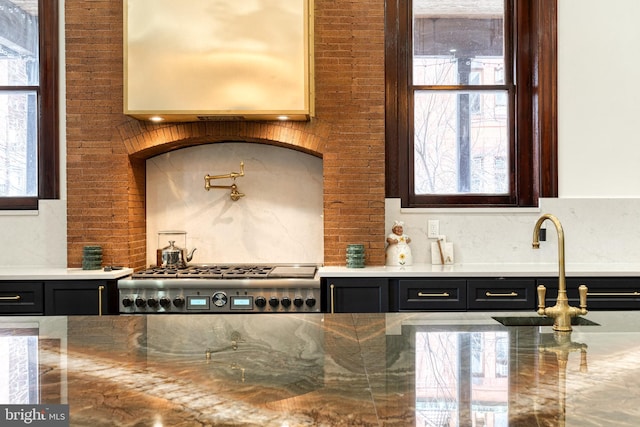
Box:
<box><xmin>1</xmin><ymin>311</ymin><xmax>640</xmax><ymax>426</ymax></box>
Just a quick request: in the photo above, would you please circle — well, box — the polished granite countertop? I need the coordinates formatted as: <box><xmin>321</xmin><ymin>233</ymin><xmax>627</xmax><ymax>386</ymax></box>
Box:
<box><xmin>1</xmin><ymin>311</ymin><xmax>640</xmax><ymax>426</ymax></box>
<box><xmin>319</xmin><ymin>262</ymin><xmax>640</xmax><ymax>277</ymax></box>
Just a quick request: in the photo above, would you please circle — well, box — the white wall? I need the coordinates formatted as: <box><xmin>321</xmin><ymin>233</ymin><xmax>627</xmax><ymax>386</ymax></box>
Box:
<box><xmin>558</xmin><ymin>0</ymin><xmax>640</xmax><ymax>197</ymax></box>
<box><xmin>2</xmin><ymin>0</ymin><xmax>640</xmax><ymax>268</ymax></box>
<box><xmin>0</xmin><ymin>0</ymin><xmax>67</xmax><ymax>268</ymax></box>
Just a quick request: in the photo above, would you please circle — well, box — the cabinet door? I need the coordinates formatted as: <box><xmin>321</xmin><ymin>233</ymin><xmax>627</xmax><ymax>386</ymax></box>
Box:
<box><xmin>324</xmin><ymin>278</ymin><xmax>389</xmax><ymax>313</ymax></box>
<box><xmin>397</xmin><ymin>279</ymin><xmax>466</xmax><ymax>311</ymax></box>
<box><xmin>0</xmin><ymin>282</ymin><xmax>44</xmax><ymax>314</ymax></box>
<box><xmin>44</xmin><ymin>280</ymin><xmax>116</xmax><ymax>315</ymax></box>
<box><xmin>467</xmin><ymin>278</ymin><xmax>536</xmax><ymax>310</ymax></box>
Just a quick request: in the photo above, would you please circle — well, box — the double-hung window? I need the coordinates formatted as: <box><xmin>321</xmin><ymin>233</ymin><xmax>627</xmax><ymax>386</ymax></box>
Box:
<box><xmin>0</xmin><ymin>0</ymin><xmax>58</xmax><ymax>210</ymax></box>
<box><xmin>386</xmin><ymin>0</ymin><xmax>557</xmax><ymax>207</ymax></box>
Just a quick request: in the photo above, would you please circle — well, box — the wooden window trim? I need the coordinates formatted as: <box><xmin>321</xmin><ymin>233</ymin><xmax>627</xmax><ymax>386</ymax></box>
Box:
<box><xmin>0</xmin><ymin>0</ymin><xmax>59</xmax><ymax>210</ymax></box>
<box><xmin>385</xmin><ymin>0</ymin><xmax>557</xmax><ymax>208</ymax></box>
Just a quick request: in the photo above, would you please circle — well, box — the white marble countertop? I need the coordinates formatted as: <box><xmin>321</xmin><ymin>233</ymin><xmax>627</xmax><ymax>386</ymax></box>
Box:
<box><xmin>0</xmin><ymin>267</ymin><xmax>134</xmax><ymax>280</ymax></box>
<box><xmin>319</xmin><ymin>263</ymin><xmax>640</xmax><ymax>277</ymax></box>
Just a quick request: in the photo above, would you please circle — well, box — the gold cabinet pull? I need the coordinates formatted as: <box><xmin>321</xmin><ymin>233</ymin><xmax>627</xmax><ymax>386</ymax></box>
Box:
<box><xmin>330</xmin><ymin>284</ymin><xmax>335</xmax><ymax>313</ymax></box>
<box><xmin>0</xmin><ymin>295</ymin><xmax>21</xmax><ymax>301</ymax></box>
<box><xmin>587</xmin><ymin>291</ymin><xmax>640</xmax><ymax>297</ymax></box>
<box><xmin>485</xmin><ymin>291</ymin><xmax>519</xmax><ymax>297</ymax></box>
<box><xmin>418</xmin><ymin>292</ymin><xmax>450</xmax><ymax>298</ymax></box>
<box><xmin>98</xmin><ymin>285</ymin><xmax>105</xmax><ymax>316</ymax></box>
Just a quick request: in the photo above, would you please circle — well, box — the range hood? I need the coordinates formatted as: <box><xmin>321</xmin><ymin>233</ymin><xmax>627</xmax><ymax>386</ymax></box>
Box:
<box><xmin>124</xmin><ymin>0</ymin><xmax>314</xmax><ymax>122</ymax></box>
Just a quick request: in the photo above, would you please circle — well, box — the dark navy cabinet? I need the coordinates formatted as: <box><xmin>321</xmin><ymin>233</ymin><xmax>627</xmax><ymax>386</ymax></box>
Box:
<box><xmin>0</xmin><ymin>282</ymin><xmax>44</xmax><ymax>314</ymax></box>
<box><xmin>467</xmin><ymin>278</ymin><xmax>537</xmax><ymax>310</ymax></box>
<box><xmin>322</xmin><ymin>278</ymin><xmax>389</xmax><ymax>313</ymax></box>
<box><xmin>44</xmin><ymin>280</ymin><xmax>118</xmax><ymax>315</ymax></box>
<box><xmin>323</xmin><ymin>275</ymin><xmax>640</xmax><ymax>313</ymax></box>
<box><xmin>537</xmin><ymin>277</ymin><xmax>640</xmax><ymax>310</ymax></box>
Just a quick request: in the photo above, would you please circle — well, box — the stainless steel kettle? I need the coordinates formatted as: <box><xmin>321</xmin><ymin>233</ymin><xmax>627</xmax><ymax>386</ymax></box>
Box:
<box><xmin>160</xmin><ymin>240</ymin><xmax>196</xmax><ymax>268</ymax></box>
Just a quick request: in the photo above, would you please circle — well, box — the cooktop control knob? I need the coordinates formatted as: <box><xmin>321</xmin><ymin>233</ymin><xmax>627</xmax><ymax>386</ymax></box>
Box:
<box><xmin>173</xmin><ymin>296</ymin><xmax>185</xmax><ymax>307</ymax></box>
<box><xmin>281</xmin><ymin>296</ymin><xmax>291</xmax><ymax>308</ymax></box>
<box><xmin>147</xmin><ymin>297</ymin><xmax>158</xmax><ymax>308</ymax></box>
<box><xmin>269</xmin><ymin>297</ymin><xmax>280</xmax><ymax>308</ymax></box>
<box><xmin>122</xmin><ymin>297</ymin><xmax>133</xmax><ymax>307</ymax></box>
<box><xmin>293</xmin><ymin>297</ymin><xmax>304</xmax><ymax>307</ymax></box>
<box><xmin>255</xmin><ymin>296</ymin><xmax>267</xmax><ymax>308</ymax></box>
<box><xmin>305</xmin><ymin>297</ymin><xmax>316</xmax><ymax>308</ymax></box>
<box><xmin>212</xmin><ymin>292</ymin><xmax>227</xmax><ymax>307</ymax></box>
<box><xmin>159</xmin><ymin>296</ymin><xmax>171</xmax><ymax>308</ymax></box>
<box><xmin>135</xmin><ymin>297</ymin><xmax>146</xmax><ymax>308</ymax></box>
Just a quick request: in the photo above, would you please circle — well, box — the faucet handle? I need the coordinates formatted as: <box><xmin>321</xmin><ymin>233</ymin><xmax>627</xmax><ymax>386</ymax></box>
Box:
<box><xmin>537</xmin><ymin>284</ymin><xmax>547</xmax><ymax>315</ymax></box>
<box><xmin>578</xmin><ymin>284</ymin><xmax>588</xmax><ymax>312</ymax></box>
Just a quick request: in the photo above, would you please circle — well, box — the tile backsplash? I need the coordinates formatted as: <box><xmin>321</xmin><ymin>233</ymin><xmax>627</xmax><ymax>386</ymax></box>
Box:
<box><xmin>146</xmin><ymin>142</ymin><xmax>324</xmax><ymax>266</ymax></box>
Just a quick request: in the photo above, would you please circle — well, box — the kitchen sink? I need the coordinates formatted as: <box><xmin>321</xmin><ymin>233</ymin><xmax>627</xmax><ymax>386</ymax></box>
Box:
<box><xmin>492</xmin><ymin>316</ymin><xmax>600</xmax><ymax>327</ymax></box>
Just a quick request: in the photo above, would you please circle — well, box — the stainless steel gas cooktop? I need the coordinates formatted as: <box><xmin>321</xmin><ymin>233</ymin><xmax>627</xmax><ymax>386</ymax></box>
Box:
<box><xmin>118</xmin><ymin>264</ymin><xmax>321</xmax><ymax>314</ymax></box>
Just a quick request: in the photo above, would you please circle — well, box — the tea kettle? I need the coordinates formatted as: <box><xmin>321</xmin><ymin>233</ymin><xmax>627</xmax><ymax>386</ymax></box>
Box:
<box><xmin>159</xmin><ymin>240</ymin><xmax>197</xmax><ymax>268</ymax></box>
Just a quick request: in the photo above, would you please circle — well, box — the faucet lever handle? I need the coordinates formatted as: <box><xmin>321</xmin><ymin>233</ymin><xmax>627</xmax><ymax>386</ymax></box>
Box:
<box><xmin>578</xmin><ymin>284</ymin><xmax>588</xmax><ymax>311</ymax></box>
<box><xmin>537</xmin><ymin>284</ymin><xmax>547</xmax><ymax>315</ymax></box>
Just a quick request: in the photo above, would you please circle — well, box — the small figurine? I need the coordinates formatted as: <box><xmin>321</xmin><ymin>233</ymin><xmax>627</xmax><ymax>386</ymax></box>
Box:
<box><xmin>386</xmin><ymin>220</ymin><xmax>412</xmax><ymax>266</ymax></box>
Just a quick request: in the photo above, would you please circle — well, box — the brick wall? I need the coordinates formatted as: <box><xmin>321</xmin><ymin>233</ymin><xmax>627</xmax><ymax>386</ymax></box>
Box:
<box><xmin>65</xmin><ymin>0</ymin><xmax>386</xmax><ymax>269</ymax></box>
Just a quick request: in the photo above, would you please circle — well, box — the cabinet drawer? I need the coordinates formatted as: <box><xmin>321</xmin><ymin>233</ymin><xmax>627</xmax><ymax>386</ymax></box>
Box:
<box><xmin>467</xmin><ymin>279</ymin><xmax>536</xmax><ymax>310</ymax></box>
<box><xmin>572</xmin><ymin>278</ymin><xmax>640</xmax><ymax>310</ymax></box>
<box><xmin>0</xmin><ymin>282</ymin><xmax>44</xmax><ymax>314</ymax></box>
<box><xmin>398</xmin><ymin>279</ymin><xmax>466</xmax><ymax>311</ymax></box>
<box><xmin>537</xmin><ymin>277</ymin><xmax>640</xmax><ymax>310</ymax></box>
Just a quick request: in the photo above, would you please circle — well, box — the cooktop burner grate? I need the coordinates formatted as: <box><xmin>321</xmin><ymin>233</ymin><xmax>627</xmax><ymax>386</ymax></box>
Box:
<box><xmin>130</xmin><ymin>265</ymin><xmax>315</xmax><ymax>280</ymax></box>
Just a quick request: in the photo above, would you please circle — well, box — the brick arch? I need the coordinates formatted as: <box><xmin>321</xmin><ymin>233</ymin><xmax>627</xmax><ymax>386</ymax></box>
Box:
<box><xmin>118</xmin><ymin>118</ymin><xmax>332</xmax><ymax>270</ymax></box>
<box><xmin>118</xmin><ymin>119</ymin><xmax>330</xmax><ymax>160</ymax></box>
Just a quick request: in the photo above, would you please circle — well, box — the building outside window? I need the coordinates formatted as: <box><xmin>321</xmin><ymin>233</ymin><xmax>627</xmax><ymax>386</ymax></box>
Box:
<box><xmin>386</xmin><ymin>0</ymin><xmax>557</xmax><ymax>207</ymax></box>
<box><xmin>0</xmin><ymin>0</ymin><xmax>58</xmax><ymax>210</ymax></box>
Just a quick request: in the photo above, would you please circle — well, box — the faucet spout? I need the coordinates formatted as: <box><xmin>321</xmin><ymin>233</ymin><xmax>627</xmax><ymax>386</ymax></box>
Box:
<box><xmin>532</xmin><ymin>214</ymin><xmax>588</xmax><ymax>332</ymax></box>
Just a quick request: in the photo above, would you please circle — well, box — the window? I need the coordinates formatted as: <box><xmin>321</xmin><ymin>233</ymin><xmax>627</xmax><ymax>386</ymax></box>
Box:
<box><xmin>386</xmin><ymin>0</ymin><xmax>557</xmax><ymax>207</ymax></box>
<box><xmin>0</xmin><ymin>0</ymin><xmax>58</xmax><ymax>210</ymax></box>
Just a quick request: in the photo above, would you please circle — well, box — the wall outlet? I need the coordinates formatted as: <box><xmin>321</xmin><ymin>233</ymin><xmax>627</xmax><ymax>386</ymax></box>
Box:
<box><xmin>427</xmin><ymin>220</ymin><xmax>440</xmax><ymax>238</ymax></box>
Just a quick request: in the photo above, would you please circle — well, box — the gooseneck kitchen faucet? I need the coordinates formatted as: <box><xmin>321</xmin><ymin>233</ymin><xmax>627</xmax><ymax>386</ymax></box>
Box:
<box><xmin>532</xmin><ymin>213</ymin><xmax>588</xmax><ymax>332</ymax></box>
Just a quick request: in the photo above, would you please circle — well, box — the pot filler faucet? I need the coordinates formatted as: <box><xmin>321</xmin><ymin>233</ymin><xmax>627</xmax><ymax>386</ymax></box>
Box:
<box><xmin>532</xmin><ymin>214</ymin><xmax>588</xmax><ymax>332</ymax></box>
<box><xmin>204</xmin><ymin>161</ymin><xmax>245</xmax><ymax>201</ymax></box>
